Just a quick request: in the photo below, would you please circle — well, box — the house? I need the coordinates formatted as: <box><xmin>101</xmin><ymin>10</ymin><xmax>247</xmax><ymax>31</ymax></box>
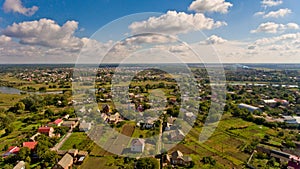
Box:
<box><xmin>2</xmin><ymin>146</ymin><xmax>20</xmax><ymax>158</ymax></box>
<box><xmin>288</xmin><ymin>155</ymin><xmax>300</xmax><ymax>169</ymax></box>
<box><xmin>68</xmin><ymin>149</ymin><xmax>78</xmax><ymax>157</ymax></box>
<box><xmin>13</xmin><ymin>161</ymin><xmax>25</xmax><ymax>169</ymax></box>
<box><xmin>54</xmin><ymin>119</ymin><xmax>64</xmax><ymax>126</ymax></box>
<box><xmin>131</xmin><ymin>138</ymin><xmax>145</xmax><ymax>153</ymax></box>
<box><xmin>79</xmin><ymin>121</ymin><xmax>92</xmax><ymax>132</ymax></box>
<box><xmin>76</xmin><ymin>151</ymin><xmax>88</xmax><ymax>164</ymax></box>
<box><xmin>68</xmin><ymin>117</ymin><xmax>80</xmax><ymax>122</ymax></box>
<box><xmin>184</xmin><ymin>112</ymin><xmax>197</xmax><ymax>122</ymax></box>
<box><xmin>238</xmin><ymin>103</ymin><xmax>261</xmax><ymax>112</ymax></box>
<box><xmin>170</xmin><ymin>150</ymin><xmax>192</xmax><ymax>166</ymax></box>
<box><xmin>38</xmin><ymin>126</ymin><xmax>55</xmax><ymax>137</ymax></box>
<box><xmin>164</xmin><ymin>117</ymin><xmax>176</xmax><ymax>131</ymax></box>
<box><xmin>53</xmin><ymin>153</ymin><xmax>73</xmax><ymax>169</ymax></box>
<box><xmin>139</xmin><ymin>117</ymin><xmax>157</xmax><ymax>129</ymax></box>
<box><xmin>23</xmin><ymin>142</ymin><xmax>38</xmax><ymax>151</ymax></box>
<box><xmin>263</xmin><ymin>99</ymin><xmax>277</xmax><ymax>107</ymax></box>
<box><xmin>107</xmin><ymin>113</ymin><xmax>121</xmax><ymax>124</ymax></box>
<box><xmin>283</xmin><ymin>116</ymin><xmax>300</xmax><ymax>125</ymax></box>
<box><xmin>270</xmin><ymin>149</ymin><xmax>291</xmax><ymax>163</ymax></box>
<box><xmin>169</xmin><ymin>129</ymin><xmax>185</xmax><ymax>141</ymax></box>
<box><xmin>263</xmin><ymin>98</ymin><xmax>289</xmax><ymax>107</ymax></box>
<box><xmin>62</xmin><ymin>121</ymin><xmax>76</xmax><ymax>129</ymax></box>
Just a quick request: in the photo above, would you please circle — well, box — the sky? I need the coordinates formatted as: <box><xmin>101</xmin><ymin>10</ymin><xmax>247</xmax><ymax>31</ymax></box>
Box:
<box><xmin>0</xmin><ymin>0</ymin><xmax>300</xmax><ymax>63</ymax></box>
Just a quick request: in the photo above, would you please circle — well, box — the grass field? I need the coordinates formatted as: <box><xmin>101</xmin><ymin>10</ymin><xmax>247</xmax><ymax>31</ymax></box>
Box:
<box><xmin>0</xmin><ymin>93</ymin><xmax>27</xmax><ymax>108</ymax></box>
<box><xmin>60</xmin><ymin>132</ymin><xmax>92</xmax><ymax>150</ymax></box>
<box><xmin>79</xmin><ymin>156</ymin><xmax>119</xmax><ymax>169</ymax></box>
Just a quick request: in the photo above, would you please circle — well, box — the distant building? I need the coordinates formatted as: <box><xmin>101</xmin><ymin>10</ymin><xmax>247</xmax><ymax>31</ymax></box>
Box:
<box><xmin>283</xmin><ymin>116</ymin><xmax>298</xmax><ymax>124</ymax></box>
<box><xmin>53</xmin><ymin>153</ymin><xmax>73</xmax><ymax>169</ymax></box>
<box><xmin>131</xmin><ymin>138</ymin><xmax>145</xmax><ymax>153</ymax></box>
<box><xmin>38</xmin><ymin>126</ymin><xmax>54</xmax><ymax>137</ymax></box>
<box><xmin>238</xmin><ymin>103</ymin><xmax>261</xmax><ymax>112</ymax></box>
<box><xmin>263</xmin><ymin>98</ymin><xmax>289</xmax><ymax>107</ymax></box>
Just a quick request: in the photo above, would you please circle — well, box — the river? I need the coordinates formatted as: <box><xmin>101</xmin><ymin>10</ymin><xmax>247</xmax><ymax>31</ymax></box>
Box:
<box><xmin>0</xmin><ymin>86</ymin><xmax>63</xmax><ymax>95</ymax></box>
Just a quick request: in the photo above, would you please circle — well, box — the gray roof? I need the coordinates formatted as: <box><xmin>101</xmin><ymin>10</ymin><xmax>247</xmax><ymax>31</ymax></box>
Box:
<box><xmin>57</xmin><ymin>153</ymin><xmax>73</xmax><ymax>168</ymax></box>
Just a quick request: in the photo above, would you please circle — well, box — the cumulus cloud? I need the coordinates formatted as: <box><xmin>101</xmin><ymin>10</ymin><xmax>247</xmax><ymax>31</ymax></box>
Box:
<box><xmin>129</xmin><ymin>11</ymin><xmax>226</xmax><ymax>35</ymax></box>
<box><xmin>123</xmin><ymin>34</ymin><xmax>177</xmax><ymax>45</ymax></box>
<box><xmin>263</xmin><ymin>8</ymin><xmax>292</xmax><ymax>18</ymax></box>
<box><xmin>3</xmin><ymin>0</ymin><xmax>38</xmax><ymax>16</ymax></box>
<box><xmin>200</xmin><ymin>35</ymin><xmax>227</xmax><ymax>45</ymax></box>
<box><xmin>251</xmin><ymin>22</ymin><xmax>299</xmax><ymax>34</ymax></box>
<box><xmin>0</xmin><ymin>35</ymin><xmax>12</xmax><ymax>44</ymax></box>
<box><xmin>254</xmin><ymin>33</ymin><xmax>300</xmax><ymax>45</ymax></box>
<box><xmin>2</xmin><ymin>19</ymin><xmax>84</xmax><ymax>49</ymax></box>
<box><xmin>188</xmin><ymin>0</ymin><xmax>233</xmax><ymax>14</ymax></box>
<box><xmin>261</xmin><ymin>0</ymin><xmax>283</xmax><ymax>7</ymax></box>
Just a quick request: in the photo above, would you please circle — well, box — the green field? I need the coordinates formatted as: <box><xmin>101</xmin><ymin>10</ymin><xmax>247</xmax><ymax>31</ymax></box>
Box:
<box><xmin>60</xmin><ymin>132</ymin><xmax>93</xmax><ymax>150</ymax></box>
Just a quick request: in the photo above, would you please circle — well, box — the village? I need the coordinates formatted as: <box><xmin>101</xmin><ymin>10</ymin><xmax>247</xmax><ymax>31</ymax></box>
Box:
<box><xmin>0</xmin><ymin>64</ymin><xmax>300</xmax><ymax>168</ymax></box>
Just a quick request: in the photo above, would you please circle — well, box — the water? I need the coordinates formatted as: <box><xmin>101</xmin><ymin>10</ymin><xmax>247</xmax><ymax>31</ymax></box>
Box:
<box><xmin>0</xmin><ymin>86</ymin><xmax>63</xmax><ymax>95</ymax></box>
<box><xmin>0</xmin><ymin>86</ymin><xmax>22</xmax><ymax>94</ymax></box>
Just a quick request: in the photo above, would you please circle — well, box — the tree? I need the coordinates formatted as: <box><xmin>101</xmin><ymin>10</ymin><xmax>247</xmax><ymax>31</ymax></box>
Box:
<box><xmin>9</xmin><ymin>102</ymin><xmax>25</xmax><ymax>113</ymax></box>
<box><xmin>267</xmin><ymin>157</ymin><xmax>276</xmax><ymax>167</ymax></box>
<box><xmin>202</xmin><ymin>156</ymin><xmax>216</xmax><ymax>165</ymax></box>
<box><xmin>44</xmin><ymin>109</ymin><xmax>54</xmax><ymax>118</ymax></box>
<box><xmin>136</xmin><ymin>158</ymin><xmax>159</xmax><ymax>169</ymax></box>
<box><xmin>18</xmin><ymin>147</ymin><xmax>31</xmax><ymax>161</ymax></box>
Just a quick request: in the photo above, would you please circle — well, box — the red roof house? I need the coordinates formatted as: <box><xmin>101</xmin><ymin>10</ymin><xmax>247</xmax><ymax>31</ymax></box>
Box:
<box><xmin>2</xmin><ymin>146</ymin><xmax>20</xmax><ymax>158</ymax></box>
<box><xmin>23</xmin><ymin>142</ymin><xmax>38</xmax><ymax>150</ymax></box>
<box><xmin>38</xmin><ymin>126</ymin><xmax>54</xmax><ymax>137</ymax></box>
<box><xmin>54</xmin><ymin>119</ymin><xmax>63</xmax><ymax>126</ymax></box>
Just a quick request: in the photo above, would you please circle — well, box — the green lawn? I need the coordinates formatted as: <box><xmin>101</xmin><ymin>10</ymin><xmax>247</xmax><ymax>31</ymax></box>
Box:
<box><xmin>60</xmin><ymin>132</ymin><xmax>92</xmax><ymax>150</ymax></box>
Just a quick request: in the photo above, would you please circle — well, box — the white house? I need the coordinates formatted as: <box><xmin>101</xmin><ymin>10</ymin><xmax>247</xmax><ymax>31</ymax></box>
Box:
<box><xmin>130</xmin><ymin>138</ymin><xmax>145</xmax><ymax>153</ymax></box>
<box><xmin>79</xmin><ymin>121</ymin><xmax>92</xmax><ymax>132</ymax></box>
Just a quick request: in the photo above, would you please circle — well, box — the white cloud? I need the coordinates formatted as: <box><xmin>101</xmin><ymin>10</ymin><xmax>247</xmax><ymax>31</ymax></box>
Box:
<box><xmin>286</xmin><ymin>23</ymin><xmax>299</xmax><ymax>30</ymax></box>
<box><xmin>254</xmin><ymin>33</ymin><xmax>300</xmax><ymax>45</ymax></box>
<box><xmin>2</xmin><ymin>19</ymin><xmax>84</xmax><ymax>49</ymax></box>
<box><xmin>3</xmin><ymin>0</ymin><xmax>38</xmax><ymax>16</ymax></box>
<box><xmin>263</xmin><ymin>8</ymin><xmax>292</xmax><ymax>18</ymax></box>
<box><xmin>129</xmin><ymin>11</ymin><xmax>226</xmax><ymax>35</ymax></box>
<box><xmin>200</xmin><ymin>35</ymin><xmax>227</xmax><ymax>45</ymax></box>
<box><xmin>0</xmin><ymin>19</ymin><xmax>115</xmax><ymax>63</ymax></box>
<box><xmin>188</xmin><ymin>0</ymin><xmax>233</xmax><ymax>14</ymax></box>
<box><xmin>123</xmin><ymin>34</ymin><xmax>177</xmax><ymax>45</ymax></box>
<box><xmin>251</xmin><ymin>22</ymin><xmax>299</xmax><ymax>34</ymax></box>
<box><xmin>0</xmin><ymin>35</ymin><xmax>12</xmax><ymax>44</ymax></box>
<box><xmin>261</xmin><ymin>0</ymin><xmax>283</xmax><ymax>7</ymax></box>
<box><xmin>254</xmin><ymin>11</ymin><xmax>265</xmax><ymax>16</ymax></box>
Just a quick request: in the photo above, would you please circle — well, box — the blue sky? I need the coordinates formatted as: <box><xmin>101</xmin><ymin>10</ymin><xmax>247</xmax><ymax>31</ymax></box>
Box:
<box><xmin>0</xmin><ymin>0</ymin><xmax>300</xmax><ymax>63</ymax></box>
